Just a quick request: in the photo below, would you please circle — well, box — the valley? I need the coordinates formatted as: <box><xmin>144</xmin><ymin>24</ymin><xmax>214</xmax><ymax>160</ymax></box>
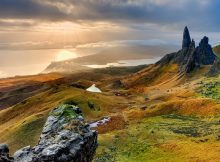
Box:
<box><xmin>1</xmin><ymin>27</ymin><xmax>220</xmax><ymax>162</ymax></box>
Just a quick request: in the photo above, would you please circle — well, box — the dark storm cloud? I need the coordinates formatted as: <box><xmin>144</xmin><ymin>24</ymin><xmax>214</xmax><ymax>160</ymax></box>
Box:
<box><xmin>0</xmin><ymin>0</ymin><xmax>219</xmax><ymax>31</ymax></box>
<box><xmin>0</xmin><ymin>0</ymin><xmax>65</xmax><ymax>21</ymax></box>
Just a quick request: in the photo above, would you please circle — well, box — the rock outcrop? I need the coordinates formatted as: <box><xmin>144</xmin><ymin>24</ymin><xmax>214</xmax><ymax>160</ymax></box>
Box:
<box><xmin>195</xmin><ymin>36</ymin><xmax>216</xmax><ymax>65</ymax></box>
<box><xmin>0</xmin><ymin>104</ymin><xmax>97</xmax><ymax>162</ymax></box>
<box><xmin>207</xmin><ymin>59</ymin><xmax>220</xmax><ymax>76</ymax></box>
<box><xmin>182</xmin><ymin>26</ymin><xmax>191</xmax><ymax>49</ymax></box>
<box><xmin>156</xmin><ymin>27</ymin><xmax>216</xmax><ymax>73</ymax></box>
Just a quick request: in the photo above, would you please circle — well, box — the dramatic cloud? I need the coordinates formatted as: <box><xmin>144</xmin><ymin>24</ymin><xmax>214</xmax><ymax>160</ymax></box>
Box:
<box><xmin>0</xmin><ymin>0</ymin><xmax>220</xmax><ymax>77</ymax></box>
<box><xmin>0</xmin><ymin>0</ymin><xmax>219</xmax><ymax>31</ymax></box>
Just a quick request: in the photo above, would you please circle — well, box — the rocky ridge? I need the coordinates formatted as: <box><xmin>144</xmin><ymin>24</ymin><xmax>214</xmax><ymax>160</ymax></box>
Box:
<box><xmin>0</xmin><ymin>104</ymin><xmax>97</xmax><ymax>162</ymax></box>
<box><xmin>157</xmin><ymin>26</ymin><xmax>216</xmax><ymax>74</ymax></box>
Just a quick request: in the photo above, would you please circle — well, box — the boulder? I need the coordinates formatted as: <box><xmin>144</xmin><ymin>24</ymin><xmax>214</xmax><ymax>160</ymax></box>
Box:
<box><xmin>1</xmin><ymin>104</ymin><xmax>97</xmax><ymax>162</ymax></box>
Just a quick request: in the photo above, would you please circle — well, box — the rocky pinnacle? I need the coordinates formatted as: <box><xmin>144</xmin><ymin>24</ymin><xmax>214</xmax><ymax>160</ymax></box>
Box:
<box><xmin>182</xmin><ymin>26</ymin><xmax>191</xmax><ymax>49</ymax></box>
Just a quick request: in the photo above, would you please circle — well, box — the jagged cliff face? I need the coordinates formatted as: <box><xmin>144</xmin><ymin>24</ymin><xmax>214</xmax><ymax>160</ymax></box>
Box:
<box><xmin>195</xmin><ymin>36</ymin><xmax>216</xmax><ymax>65</ymax></box>
<box><xmin>0</xmin><ymin>104</ymin><xmax>97</xmax><ymax>162</ymax></box>
<box><xmin>157</xmin><ymin>27</ymin><xmax>216</xmax><ymax>74</ymax></box>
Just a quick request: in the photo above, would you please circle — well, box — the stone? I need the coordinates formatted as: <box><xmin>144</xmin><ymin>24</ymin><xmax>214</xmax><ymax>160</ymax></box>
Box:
<box><xmin>0</xmin><ymin>144</ymin><xmax>9</xmax><ymax>154</ymax></box>
<box><xmin>182</xmin><ymin>26</ymin><xmax>191</xmax><ymax>49</ymax></box>
<box><xmin>1</xmin><ymin>104</ymin><xmax>97</xmax><ymax>162</ymax></box>
<box><xmin>0</xmin><ymin>144</ymin><xmax>13</xmax><ymax>162</ymax></box>
<box><xmin>14</xmin><ymin>146</ymin><xmax>33</xmax><ymax>162</ymax></box>
<box><xmin>156</xmin><ymin>27</ymin><xmax>217</xmax><ymax>74</ymax></box>
<box><xmin>194</xmin><ymin>36</ymin><xmax>216</xmax><ymax>65</ymax></box>
<box><xmin>207</xmin><ymin>59</ymin><xmax>220</xmax><ymax>76</ymax></box>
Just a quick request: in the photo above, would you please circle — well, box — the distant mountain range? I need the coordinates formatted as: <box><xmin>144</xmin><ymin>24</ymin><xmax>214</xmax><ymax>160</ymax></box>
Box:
<box><xmin>43</xmin><ymin>45</ymin><xmax>178</xmax><ymax>73</ymax></box>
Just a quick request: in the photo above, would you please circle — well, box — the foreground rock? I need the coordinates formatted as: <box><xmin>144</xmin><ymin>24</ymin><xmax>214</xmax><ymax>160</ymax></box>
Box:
<box><xmin>0</xmin><ymin>104</ymin><xmax>97</xmax><ymax>162</ymax></box>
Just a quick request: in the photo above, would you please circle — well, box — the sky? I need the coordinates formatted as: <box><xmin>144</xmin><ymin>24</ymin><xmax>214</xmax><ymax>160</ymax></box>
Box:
<box><xmin>0</xmin><ymin>0</ymin><xmax>220</xmax><ymax>77</ymax></box>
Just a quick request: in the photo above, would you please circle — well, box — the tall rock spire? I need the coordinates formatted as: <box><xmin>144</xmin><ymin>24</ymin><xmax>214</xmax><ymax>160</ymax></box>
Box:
<box><xmin>195</xmin><ymin>36</ymin><xmax>216</xmax><ymax>65</ymax></box>
<box><xmin>182</xmin><ymin>26</ymin><xmax>191</xmax><ymax>49</ymax></box>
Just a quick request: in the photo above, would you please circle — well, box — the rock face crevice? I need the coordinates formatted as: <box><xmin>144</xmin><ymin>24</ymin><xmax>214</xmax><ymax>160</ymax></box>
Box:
<box><xmin>0</xmin><ymin>104</ymin><xmax>98</xmax><ymax>162</ymax></box>
<box><xmin>157</xmin><ymin>26</ymin><xmax>216</xmax><ymax>74</ymax></box>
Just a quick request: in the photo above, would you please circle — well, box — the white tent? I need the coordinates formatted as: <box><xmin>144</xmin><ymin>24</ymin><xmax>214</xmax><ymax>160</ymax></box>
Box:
<box><xmin>86</xmin><ymin>84</ymin><xmax>102</xmax><ymax>93</ymax></box>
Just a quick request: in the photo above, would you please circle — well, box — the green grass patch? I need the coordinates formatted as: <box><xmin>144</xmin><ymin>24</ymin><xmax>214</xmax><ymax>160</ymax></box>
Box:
<box><xmin>197</xmin><ymin>78</ymin><xmax>220</xmax><ymax>100</ymax></box>
<box><xmin>1</xmin><ymin>114</ymin><xmax>46</xmax><ymax>153</ymax></box>
<box><xmin>50</xmin><ymin>104</ymin><xmax>78</xmax><ymax>120</ymax></box>
<box><xmin>213</xmin><ymin>45</ymin><xmax>220</xmax><ymax>58</ymax></box>
<box><xmin>94</xmin><ymin>115</ymin><xmax>220</xmax><ymax>162</ymax></box>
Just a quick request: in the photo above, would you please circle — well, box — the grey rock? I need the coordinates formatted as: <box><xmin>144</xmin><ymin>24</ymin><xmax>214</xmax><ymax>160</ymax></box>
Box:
<box><xmin>194</xmin><ymin>36</ymin><xmax>216</xmax><ymax>65</ymax></box>
<box><xmin>0</xmin><ymin>144</ymin><xmax>9</xmax><ymax>154</ymax></box>
<box><xmin>0</xmin><ymin>144</ymin><xmax>13</xmax><ymax>162</ymax></box>
<box><xmin>156</xmin><ymin>27</ymin><xmax>216</xmax><ymax>74</ymax></box>
<box><xmin>42</xmin><ymin>116</ymin><xmax>58</xmax><ymax>134</ymax></box>
<box><xmin>207</xmin><ymin>59</ymin><xmax>220</xmax><ymax>76</ymax></box>
<box><xmin>182</xmin><ymin>26</ymin><xmax>191</xmax><ymax>49</ymax></box>
<box><xmin>2</xmin><ymin>104</ymin><xmax>97</xmax><ymax>162</ymax></box>
<box><xmin>14</xmin><ymin>146</ymin><xmax>33</xmax><ymax>162</ymax></box>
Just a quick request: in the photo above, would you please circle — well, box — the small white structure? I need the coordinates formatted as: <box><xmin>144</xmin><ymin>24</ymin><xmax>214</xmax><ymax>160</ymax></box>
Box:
<box><xmin>86</xmin><ymin>84</ymin><xmax>102</xmax><ymax>93</ymax></box>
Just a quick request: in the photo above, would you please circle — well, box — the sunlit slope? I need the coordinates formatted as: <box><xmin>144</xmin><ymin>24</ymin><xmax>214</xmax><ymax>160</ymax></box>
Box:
<box><xmin>0</xmin><ymin>66</ymin><xmax>144</xmax><ymax>153</ymax></box>
<box><xmin>1</xmin><ymin>62</ymin><xmax>220</xmax><ymax>161</ymax></box>
<box><xmin>94</xmin><ymin>73</ymin><xmax>220</xmax><ymax>162</ymax></box>
<box><xmin>213</xmin><ymin>45</ymin><xmax>220</xmax><ymax>58</ymax></box>
<box><xmin>0</xmin><ymin>85</ymin><xmax>127</xmax><ymax>153</ymax></box>
<box><xmin>95</xmin><ymin>115</ymin><xmax>220</xmax><ymax>162</ymax></box>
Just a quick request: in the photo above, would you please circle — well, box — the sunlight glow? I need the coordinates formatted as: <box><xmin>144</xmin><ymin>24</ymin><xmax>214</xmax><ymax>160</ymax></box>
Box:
<box><xmin>55</xmin><ymin>50</ymin><xmax>77</xmax><ymax>61</ymax></box>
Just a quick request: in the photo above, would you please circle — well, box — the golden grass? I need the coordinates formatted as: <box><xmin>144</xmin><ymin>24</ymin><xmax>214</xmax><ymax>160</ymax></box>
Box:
<box><xmin>0</xmin><ymin>85</ymin><xmax>127</xmax><ymax>153</ymax></box>
<box><xmin>0</xmin><ymin>73</ymin><xmax>62</xmax><ymax>90</ymax></box>
<box><xmin>125</xmin><ymin>98</ymin><xmax>220</xmax><ymax>121</ymax></box>
<box><xmin>96</xmin><ymin>115</ymin><xmax>127</xmax><ymax>134</ymax></box>
<box><xmin>1</xmin><ymin>62</ymin><xmax>220</xmax><ymax>161</ymax></box>
<box><xmin>160</xmin><ymin>140</ymin><xmax>220</xmax><ymax>162</ymax></box>
<box><xmin>95</xmin><ymin>115</ymin><xmax>220</xmax><ymax>162</ymax></box>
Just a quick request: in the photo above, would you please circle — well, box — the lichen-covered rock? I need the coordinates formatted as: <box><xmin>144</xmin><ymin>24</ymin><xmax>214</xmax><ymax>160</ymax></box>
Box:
<box><xmin>2</xmin><ymin>104</ymin><xmax>97</xmax><ymax>162</ymax></box>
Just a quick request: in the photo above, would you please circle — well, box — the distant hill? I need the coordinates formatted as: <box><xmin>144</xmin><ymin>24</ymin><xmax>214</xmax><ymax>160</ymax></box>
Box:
<box><xmin>213</xmin><ymin>45</ymin><xmax>220</xmax><ymax>57</ymax></box>
<box><xmin>43</xmin><ymin>45</ymin><xmax>178</xmax><ymax>73</ymax></box>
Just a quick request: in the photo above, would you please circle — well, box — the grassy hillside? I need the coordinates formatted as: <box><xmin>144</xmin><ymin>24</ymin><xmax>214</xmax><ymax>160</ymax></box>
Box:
<box><xmin>213</xmin><ymin>45</ymin><xmax>220</xmax><ymax>58</ymax></box>
<box><xmin>0</xmin><ymin>85</ymin><xmax>128</xmax><ymax>153</ymax></box>
<box><xmin>1</xmin><ymin>63</ymin><xmax>220</xmax><ymax>161</ymax></box>
<box><xmin>95</xmin><ymin>115</ymin><xmax>220</xmax><ymax>162</ymax></box>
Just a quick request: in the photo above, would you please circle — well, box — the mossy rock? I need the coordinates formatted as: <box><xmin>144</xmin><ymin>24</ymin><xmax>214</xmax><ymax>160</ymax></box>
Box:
<box><xmin>50</xmin><ymin>104</ymin><xmax>79</xmax><ymax>120</ymax></box>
